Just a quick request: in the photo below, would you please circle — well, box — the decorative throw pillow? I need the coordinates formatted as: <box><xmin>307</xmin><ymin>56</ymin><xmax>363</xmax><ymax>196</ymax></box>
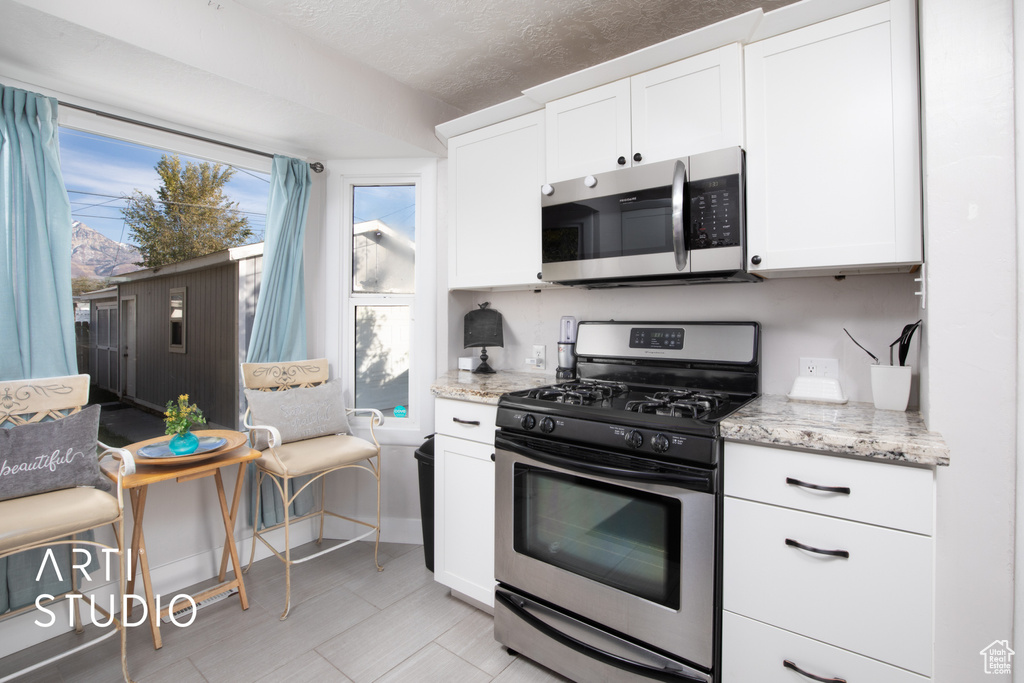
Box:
<box><xmin>0</xmin><ymin>405</ymin><xmax>111</xmax><ymax>502</ymax></box>
<box><xmin>244</xmin><ymin>380</ymin><xmax>350</xmax><ymax>450</ymax></box>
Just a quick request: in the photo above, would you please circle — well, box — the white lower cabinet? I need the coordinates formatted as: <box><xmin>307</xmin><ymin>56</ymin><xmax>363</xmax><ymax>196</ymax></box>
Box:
<box><xmin>722</xmin><ymin>612</ymin><xmax>928</xmax><ymax>683</ymax></box>
<box><xmin>433</xmin><ymin>399</ymin><xmax>498</xmax><ymax>607</ymax></box>
<box><xmin>723</xmin><ymin>442</ymin><xmax>935</xmax><ymax>680</ymax></box>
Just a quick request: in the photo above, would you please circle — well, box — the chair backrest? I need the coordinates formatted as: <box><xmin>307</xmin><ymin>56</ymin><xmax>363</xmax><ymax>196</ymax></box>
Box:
<box><xmin>0</xmin><ymin>374</ymin><xmax>90</xmax><ymax>427</ymax></box>
<box><xmin>241</xmin><ymin>359</ymin><xmax>329</xmax><ymax>393</ymax></box>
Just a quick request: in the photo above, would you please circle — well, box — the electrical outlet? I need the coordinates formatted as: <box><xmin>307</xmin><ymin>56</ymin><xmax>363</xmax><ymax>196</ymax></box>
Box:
<box><xmin>800</xmin><ymin>357</ymin><xmax>839</xmax><ymax>378</ymax></box>
<box><xmin>533</xmin><ymin>345</ymin><xmax>546</xmax><ymax>370</ymax></box>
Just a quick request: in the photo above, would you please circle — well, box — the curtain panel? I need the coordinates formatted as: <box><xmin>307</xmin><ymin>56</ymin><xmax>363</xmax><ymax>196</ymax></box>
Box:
<box><xmin>0</xmin><ymin>85</ymin><xmax>81</xmax><ymax>613</ymax></box>
<box><xmin>246</xmin><ymin>155</ymin><xmax>314</xmax><ymax>529</ymax></box>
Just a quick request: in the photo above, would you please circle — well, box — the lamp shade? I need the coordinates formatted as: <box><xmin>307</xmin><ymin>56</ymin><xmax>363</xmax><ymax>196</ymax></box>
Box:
<box><xmin>464</xmin><ymin>303</ymin><xmax>504</xmax><ymax>348</ymax></box>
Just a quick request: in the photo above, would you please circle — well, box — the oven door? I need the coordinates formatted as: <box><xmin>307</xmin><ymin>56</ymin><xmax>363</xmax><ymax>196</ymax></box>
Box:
<box><xmin>494</xmin><ymin>433</ymin><xmax>717</xmax><ymax>673</ymax></box>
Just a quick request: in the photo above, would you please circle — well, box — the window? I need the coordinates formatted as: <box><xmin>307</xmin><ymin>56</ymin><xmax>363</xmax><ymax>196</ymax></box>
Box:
<box><xmin>169</xmin><ymin>287</ymin><xmax>186</xmax><ymax>353</ymax></box>
<box><xmin>351</xmin><ymin>185</ymin><xmax>415</xmax><ymax>419</ymax></box>
<box><xmin>329</xmin><ymin>159</ymin><xmax>437</xmax><ymax>443</ymax></box>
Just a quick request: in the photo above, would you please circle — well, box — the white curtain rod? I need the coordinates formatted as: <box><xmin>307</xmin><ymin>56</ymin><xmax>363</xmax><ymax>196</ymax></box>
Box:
<box><xmin>58</xmin><ymin>100</ymin><xmax>324</xmax><ymax>173</ymax></box>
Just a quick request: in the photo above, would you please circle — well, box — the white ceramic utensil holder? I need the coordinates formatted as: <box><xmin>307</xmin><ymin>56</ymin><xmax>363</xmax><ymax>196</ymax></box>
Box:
<box><xmin>871</xmin><ymin>364</ymin><xmax>912</xmax><ymax>411</ymax></box>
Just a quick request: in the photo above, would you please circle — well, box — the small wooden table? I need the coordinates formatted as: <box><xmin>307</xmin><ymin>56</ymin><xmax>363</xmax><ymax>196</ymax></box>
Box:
<box><xmin>101</xmin><ymin>429</ymin><xmax>259</xmax><ymax>649</ymax></box>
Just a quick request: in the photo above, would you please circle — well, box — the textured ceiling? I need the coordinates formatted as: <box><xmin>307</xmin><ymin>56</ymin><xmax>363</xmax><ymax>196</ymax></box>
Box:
<box><xmin>234</xmin><ymin>0</ymin><xmax>801</xmax><ymax>114</ymax></box>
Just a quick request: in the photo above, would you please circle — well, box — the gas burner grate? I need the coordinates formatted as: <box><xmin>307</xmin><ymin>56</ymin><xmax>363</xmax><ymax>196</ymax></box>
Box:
<box><xmin>528</xmin><ymin>380</ymin><xmax>629</xmax><ymax>406</ymax></box>
<box><xmin>624</xmin><ymin>390</ymin><xmax>729</xmax><ymax>419</ymax></box>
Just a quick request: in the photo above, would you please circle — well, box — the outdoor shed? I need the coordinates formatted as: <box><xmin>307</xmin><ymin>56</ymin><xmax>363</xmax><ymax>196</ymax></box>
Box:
<box><xmin>87</xmin><ymin>243</ymin><xmax>263</xmax><ymax>429</ymax></box>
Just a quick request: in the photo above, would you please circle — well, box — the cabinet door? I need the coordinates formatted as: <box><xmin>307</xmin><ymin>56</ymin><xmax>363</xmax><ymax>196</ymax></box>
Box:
<box><xmin>448</xmin><ymin>112</ymin><xmax>545</xmax><ymax>289</ymax></box>
<box><xmin>631</xmin><ymin>44</ymin><xmax>744</xmax><ymax>165</ymax></box>
<box><xmin>434</xmin><ymin>433</ymin><xmax>495</xmax><ymax>607</ymax></box>
<box><xmin>744</xmin><ymin>0</ymin><xmax>922</xmax><ymax>275</ymax></box>
<box><xmin>545</xmin><ymin>79</ymin><xmax>632</xmax><ymax>183</ymax></box>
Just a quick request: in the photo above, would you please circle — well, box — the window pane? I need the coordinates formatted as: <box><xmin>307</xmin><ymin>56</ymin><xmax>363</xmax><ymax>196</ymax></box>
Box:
<box><xmin>352</xmin><ymin>185</ymin><xmax>416</xmax><ymax>294</ymax></box>
<box><xmin>354</xmin><ymin>306</ymin><xmax>410</xmax><ymax>418</ymax></box>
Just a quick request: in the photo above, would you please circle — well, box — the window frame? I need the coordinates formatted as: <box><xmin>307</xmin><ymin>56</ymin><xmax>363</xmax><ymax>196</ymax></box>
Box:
<box><xmin>325</xmin><ymin>160</ymin><xmax>437</xmax><ymax>446</ymax></box>
<box><xmin>169</xmin><ymin>286</ymin><xmax>187</xmax><ymax>353</ymax></box>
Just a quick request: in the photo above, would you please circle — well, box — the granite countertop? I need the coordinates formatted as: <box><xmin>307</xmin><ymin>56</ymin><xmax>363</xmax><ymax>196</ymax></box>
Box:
<box><xmin>431</xmin><ymin>369</ymin><xmax>555</xmax><ymax>405</ymax></box>
<box><xmin>722</xmin><ymin>395</ymin><xmax>950</xmax><ymax>467</ymax></box>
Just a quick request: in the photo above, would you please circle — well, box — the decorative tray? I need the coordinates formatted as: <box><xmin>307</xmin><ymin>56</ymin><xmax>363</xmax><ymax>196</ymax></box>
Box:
<box><xmin>133</xmin><ymin>431</ymin><xmax>247</xmax><ymax>465</ymax></box>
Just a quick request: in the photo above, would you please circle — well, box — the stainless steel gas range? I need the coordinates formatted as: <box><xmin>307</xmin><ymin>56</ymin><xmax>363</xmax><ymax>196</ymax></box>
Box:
<box><xmin>493</xmin><ymin>321</ymin><xmax>760</xmax><ymax>683</ymax></box>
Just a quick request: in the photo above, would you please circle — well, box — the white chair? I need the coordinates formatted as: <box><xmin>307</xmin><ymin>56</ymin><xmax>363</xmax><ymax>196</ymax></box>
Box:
<box><xmin>241</xmin><ymin>358</ymin><xmax>383</xmax><ymax>620</ymax></box>
<box><xmin>0</xmin><ymin>374</ymin><xmax>135</xmax><ymax>683</ymax></box>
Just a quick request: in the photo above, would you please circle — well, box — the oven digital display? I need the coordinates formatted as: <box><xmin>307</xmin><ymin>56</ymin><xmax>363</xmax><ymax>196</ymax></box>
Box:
<box><xmin>629</xmin><ymin>327</ymin><xmax>684</xmax><ymax>350</ymax></box>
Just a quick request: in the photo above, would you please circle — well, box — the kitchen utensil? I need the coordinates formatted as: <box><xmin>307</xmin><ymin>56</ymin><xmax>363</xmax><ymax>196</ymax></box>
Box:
<box><xmin>844</xmin><ymin>328</ymin><xmax>879</xmax><ymax>364</ymax></box>
<box><xmin>892</xmin><ymin>319</ymin><xmax>922</xmax><ymax>366</ymax></box>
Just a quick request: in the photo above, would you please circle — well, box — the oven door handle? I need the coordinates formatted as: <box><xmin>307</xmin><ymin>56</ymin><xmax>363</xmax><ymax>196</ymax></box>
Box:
<box><xmin>495</xmin><ymin>590</ymin><xmax>708</xmax><ymax>683</ymax></box>
<box><xmin>495</xmin><ymin>436</ymin><xmax>713</xmax><ymax>491</ymax></box>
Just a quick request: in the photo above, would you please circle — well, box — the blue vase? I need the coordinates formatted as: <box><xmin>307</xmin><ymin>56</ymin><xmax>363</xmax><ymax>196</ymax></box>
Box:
<box><xmin>168</xmin><ymin>430</ymin><xmax>199</xmax><ymax>455</ymax></box>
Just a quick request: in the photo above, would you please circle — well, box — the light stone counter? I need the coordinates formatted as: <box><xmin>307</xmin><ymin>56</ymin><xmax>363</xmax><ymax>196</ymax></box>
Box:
<box><xmin>722</xmin><ymin>395</ymin><xmax>949</xmax><ymax>467</ymax></box>
<box><xmin>430</xmin><ymin>369</ymin><xmax>555</xmax><ymax>405</ymax></box>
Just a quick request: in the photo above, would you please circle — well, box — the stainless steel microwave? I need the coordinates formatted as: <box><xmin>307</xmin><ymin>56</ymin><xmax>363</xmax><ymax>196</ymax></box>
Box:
<box><xmin>540</xmin><ymin>147</ymin><xmax>756</xmax><ymax>287</ymax></box>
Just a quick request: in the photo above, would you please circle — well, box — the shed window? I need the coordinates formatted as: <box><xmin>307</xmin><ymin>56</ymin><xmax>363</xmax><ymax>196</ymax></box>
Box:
<box><xmin>170</xmin><ymin>287</ymin><xmax>186</xmax><ymax>353</ymax></box>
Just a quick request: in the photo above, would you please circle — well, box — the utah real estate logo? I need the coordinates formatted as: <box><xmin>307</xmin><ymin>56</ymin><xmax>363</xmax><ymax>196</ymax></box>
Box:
<box><xmin>980</xmin><ymin>640</ymin><xmax>1015</xmax><ymax>675</ymax></box>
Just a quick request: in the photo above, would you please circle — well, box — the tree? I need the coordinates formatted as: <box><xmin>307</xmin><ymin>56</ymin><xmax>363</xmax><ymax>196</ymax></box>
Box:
<box><xmin>71</xmin><ymin>277</ymin><xmax>109</xmax><ymax>296</ymax></box>
<box><xmin>122</xmin><ymin>155</ymin><xmax>252</xmax><ymax>268</ymax></box>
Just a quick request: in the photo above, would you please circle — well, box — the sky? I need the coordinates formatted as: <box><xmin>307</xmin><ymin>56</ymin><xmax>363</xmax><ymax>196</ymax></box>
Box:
<box><xmin>58</xmin><ymin>127</ymin><xmax>271</xmax><ymax>246</ymax></box>
<box><xmin>58</xmin><ymin>127</ymin><xmax>417</xmax><ymax>247</ymax></box>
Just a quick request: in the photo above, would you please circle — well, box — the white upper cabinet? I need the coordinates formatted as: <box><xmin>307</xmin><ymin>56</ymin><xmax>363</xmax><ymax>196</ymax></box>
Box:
<box><xmin>545</xmin><ymin>44</ymin><xmax>744</xmax><ymax>183</ymax></box>
<box><xmin>744</xmin><ymin>0</ymin><xmax>922</xmax><ymax>276</ymax></box>
<box><xmin>448</xmin><ymin>111</ymin><xmax>546</xmax><ymax>290</ymax></box>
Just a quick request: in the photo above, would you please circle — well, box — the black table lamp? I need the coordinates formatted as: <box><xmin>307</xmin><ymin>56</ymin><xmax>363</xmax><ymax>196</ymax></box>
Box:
<box><xmin>464</xmin><ymin>302</ymin><xmax>504</xmax><ymax>374</ymax></box>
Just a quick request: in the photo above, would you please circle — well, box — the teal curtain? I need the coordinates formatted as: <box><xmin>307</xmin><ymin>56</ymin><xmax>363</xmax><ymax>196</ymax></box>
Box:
<box><xmin>0</xmin><ymin>84</ymin><xmax>79</xmax><ymax>613</ymax></box>
<box><xmin>0</xmin><ymin>84</ymin><xmax>76</xmax><ymax>381</ymax></box>
<box><xmin>247</xmin><ymin>155</ymin><xmax>314</xmax><ymax>529</ymax></box>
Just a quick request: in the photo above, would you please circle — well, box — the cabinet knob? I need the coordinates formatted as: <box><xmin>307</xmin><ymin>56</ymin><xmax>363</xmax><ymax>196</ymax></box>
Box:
<box><xmin>751</xmin><ymin>255</ymin><xmax>762</xmax><ymax>265</ymax></box>
<box><xmin>633</xmin><ymin>152</ymin><xmax>643</xmax><ymax>163</ymax></box>
<box><xmin>617</xmin><ymin>156</ymin><xmax>626</xmax><ymax>166</ymax></box>
<box><xmin>541</xmin><ymin>183</ymin><xmax>554</xmax><ymax>196</ymax></box>
<box><xmin>537</xmin><ymin>272</ymin><xmax>543</xmax><ymax>280</ymax></box>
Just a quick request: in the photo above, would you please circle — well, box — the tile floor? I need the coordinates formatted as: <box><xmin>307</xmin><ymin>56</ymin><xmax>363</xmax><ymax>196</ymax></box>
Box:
<box><xmin>0</xmin><ymin>541</ymin><xmax>569</xmax><ymax>683</ymax></box>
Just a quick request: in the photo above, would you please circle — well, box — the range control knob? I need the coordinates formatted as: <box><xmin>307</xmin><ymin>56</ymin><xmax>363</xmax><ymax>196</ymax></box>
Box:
<box><xmin>539</xmin><ymin>417</ymin><xmax>556</xmax><ymax>434</ymax></box>
<box><xmin>521</xmin><ymin>414</ymin><xmax>536</xmax><ymax>430</ymax></box>
<box><xmin>584</xmin><ymin>175</ymin><xmax>598</xmax><ymax>188</ymax></box>
<box><xmin>625</xmin><ymin>429</ymin><xmax>644</xmax><ymax>449</ymax></box>
<box><xmin>541</xmin><ymin>183</ymin><xmax>554</xmax><ymax>196</ymax></box>
<box><xmin>651</xmin><ymin>433</ymin><xmax>670</xmax><ymax>453</ymax></box>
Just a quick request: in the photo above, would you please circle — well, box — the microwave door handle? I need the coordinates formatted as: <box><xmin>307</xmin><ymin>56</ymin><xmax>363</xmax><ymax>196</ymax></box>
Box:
<box><xmin>672</xmin><ymin>159</ymin><xmax>688</xmax><ymax>271</ymax></box>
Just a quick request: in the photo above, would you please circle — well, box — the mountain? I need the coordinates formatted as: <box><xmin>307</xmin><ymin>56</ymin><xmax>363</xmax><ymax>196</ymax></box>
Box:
<box><xmin>70</xmin><ymin>221</ymin><xmax>143</xmax><ymax>279</ymax></box>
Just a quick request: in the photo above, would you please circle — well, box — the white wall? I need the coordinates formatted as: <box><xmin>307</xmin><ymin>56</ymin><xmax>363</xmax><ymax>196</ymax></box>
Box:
<box><xmin>448</xmin><ymin>273</ymin><xmax>923</xmax><ymax>404</ymax></box>
<box><xmin>919</xmin><ymin>1</ymin><xmax>1018</xmax><ymax>680</ymax></box>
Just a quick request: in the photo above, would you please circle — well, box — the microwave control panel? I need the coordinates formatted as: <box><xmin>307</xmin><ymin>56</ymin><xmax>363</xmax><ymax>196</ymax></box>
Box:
<box><xmin>689</xmin><ymin>174</ymin><xmax>741</xmax><ymax>250</ymax></box>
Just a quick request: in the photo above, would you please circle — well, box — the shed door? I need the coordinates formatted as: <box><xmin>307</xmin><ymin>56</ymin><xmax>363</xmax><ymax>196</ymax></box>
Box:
<box><xmin>94</xmin><ymin>303</ymin><xmax>118</xmax><ymax>393</ymax></box>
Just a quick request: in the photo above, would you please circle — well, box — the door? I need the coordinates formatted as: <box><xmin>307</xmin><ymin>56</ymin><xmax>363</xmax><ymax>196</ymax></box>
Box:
<box><xmin>743</xmin><ymin>0</ymin><xmax>921</xmax><ymax>274</ymax></box>
<box><xmin>448</xmin><ymin>111</ymin><xmax>546</xmax><ymax>289</ymax></box>
<box><xmin>494</xmin><ymin>436</ymin><xmax>716</xmax><ymax>668</ymax></box>
<box><xmin>631</xmin><ymin>43</ymin><xmax>744</xmax><ymax>166</ymax></box>
<box><xmin>121</xmin><ymin>297</ymin><xmax>137</xmax><ymax>398</ymax></box>
<box><xmin>93</xmin><ymin>302</ymin><xmax>118</xmax><ymax>393</ymax></box>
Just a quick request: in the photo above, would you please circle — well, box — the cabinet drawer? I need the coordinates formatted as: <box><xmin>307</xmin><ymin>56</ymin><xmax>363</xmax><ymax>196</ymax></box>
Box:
<box><xmin>722</xmin><ymin>611</ymin><xmax>929</xmax><ymax>683</ymax></box>
<box><xmin>724</xmin><ymin>442</ymin><xmax>934</xmax><ymax>534</ymax></box>
<box><xmin>435</xmin><ymin>398</ymin><xmax>497</xmax><ymax>442</ymax></box>
<box><xmin>723</xmin><ymin>497</ymin><xmax>932</xmax><ymax>675</ymax></box>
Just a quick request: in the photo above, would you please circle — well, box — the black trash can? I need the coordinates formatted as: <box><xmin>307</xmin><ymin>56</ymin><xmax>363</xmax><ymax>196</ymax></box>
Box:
<box><xmin>414</xmin><ymin>434</ymin><xmax>435</xmax><ymax>572</ymax></box>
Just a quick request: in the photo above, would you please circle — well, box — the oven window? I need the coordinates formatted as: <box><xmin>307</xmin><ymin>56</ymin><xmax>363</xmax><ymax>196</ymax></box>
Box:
<box><xmin>513</xmin><ymin>464</ymin><xmax>681</xmax><ymax>609</ymax></box>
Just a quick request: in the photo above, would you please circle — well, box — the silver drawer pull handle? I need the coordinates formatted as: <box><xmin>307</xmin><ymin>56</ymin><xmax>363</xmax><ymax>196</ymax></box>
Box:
<box><xmin>786</xmin><ymin>477</ymin><xmax>851</xmax><ymax>495</ymax></box>
<box><xmin>785</xmin><ymin>538</ymin><xmax>850</xmax><ymax>559</ymax></box>
<box><xmin>783</xmin><ymin>659</ymin><xmax>847</xmax><ymax>683</ymax></box>
<box><xmin>452</xmin><ymin>417</ymin><xmax>481</xmax><ymax>426</ymax></box>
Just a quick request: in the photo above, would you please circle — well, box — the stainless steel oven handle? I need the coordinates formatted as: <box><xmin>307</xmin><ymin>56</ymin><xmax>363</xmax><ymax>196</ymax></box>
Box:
<box><xmin>671</xmin><ymin>159</ymin><xmax>688</xmax><ymax>272</ymax></box>
<box><xmin>495</xmin><ymin>591</ymin><xmax>707</xmax><ymax>683</ymax></box>
<box><xmin>494</xmin><ymin>435</ymin><xmax>713</xmax><ymax>492</ymax></box>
